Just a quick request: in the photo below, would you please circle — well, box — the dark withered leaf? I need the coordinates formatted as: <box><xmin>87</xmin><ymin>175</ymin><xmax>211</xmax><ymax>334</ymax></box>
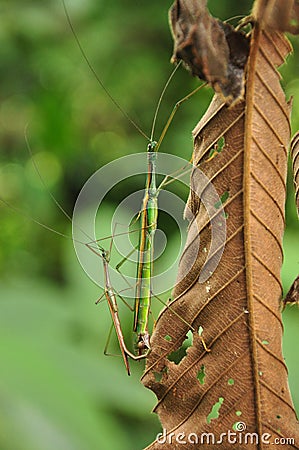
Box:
<box><xmin>291</xmin><ymin>131</ymin><xmax>299</xmax><ymax>216</ymax></box>
<box><xmin>284</xmin><ymin>275</ymin><xmax>299</xmax><ymax>307</ymax></box>
<box><xmin>169</xmin><ymin>0</ymin><xmax>249</xmax><ymax>105</ymax></box>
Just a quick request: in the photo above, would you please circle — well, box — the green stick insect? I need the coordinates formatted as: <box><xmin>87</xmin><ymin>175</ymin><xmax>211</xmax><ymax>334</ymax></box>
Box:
<box><xmin>133</xmin><ymin>145</ymin><xmax>157</xmax><ymax>355</ymax></box>
<box><xmin>133</xmin><ymin>89</ymin><xmax>203</xmax><ymax>356</ymax></box>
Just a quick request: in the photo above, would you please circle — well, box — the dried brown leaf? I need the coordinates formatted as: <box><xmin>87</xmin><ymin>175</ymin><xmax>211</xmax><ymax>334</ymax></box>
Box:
<box><xmin>142</xmin><ymin>23</ymin><xmax>299</xmax><ymax>450</ymax></box>
<box><xmin>252</xmin><ymin>0</ymin><xmax>299</xmax><ymax>34</ymax></box>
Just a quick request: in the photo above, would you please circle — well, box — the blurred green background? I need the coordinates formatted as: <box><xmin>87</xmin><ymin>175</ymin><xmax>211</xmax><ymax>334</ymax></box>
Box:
<box><xmin>0</xmin><ymin>1</ymin><xmax>298</xmax><ymax>449</ymax></box>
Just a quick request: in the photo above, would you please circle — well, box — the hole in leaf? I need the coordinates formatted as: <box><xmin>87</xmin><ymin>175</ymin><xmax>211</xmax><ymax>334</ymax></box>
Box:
<box><xmin>228</xmin><ymin>378</ymin><xmax>234</xmax><ymax>386</ymax></box>
<box><xmin>208</xmin><ymin>136</ymin><xmax>225</xmax><ymax>159</ymax></box>
<box><xmin>164</xmin><ymin>335</ymin><xmax>172</xmax><ymax>342</ymax></box>
<box><xmin>167</xmin><ymin>330</ymin><xmax>193</xmax><ymax>364</ymax></box>
<box><xmin>236</xmin><ymin>411</ymin><xmax>242</xmax><ymax>417</ymax></box>
<box><xmin>153</xmin><ymin>366</ymin><xmax>168</xmax><ymax>382</ymax></box>
<box><xmin>290</xmin><ymin>18</ymin><xmax>299</xmax><ymax>27</ymax></box>
<box><xmin>154</xmin><ymin>372</ymin><xmax>162</xmax><ymax>382</ymax></box>
<box><xmin>276</xmin><ymin>414</ymin><xmax>281</xmax><ymax>419</ymax></box>
<box><xmin>206</xmin><ymin>397</ymin><xmax>224</xmax><ymax>424</ymax></box>
<box><xmin>197</xmin><ymin>365</ymin><xmax>206</xmax><ymax>385</ymax></box>
<box><xmin>214</xmin><ymin>191</ymin><xmax>229</xmax><ymax>210</ymax></box>
<box><xmin>217</xmin><ymin>136</ymin><xmax>225</xmax><ymax>151</ymax></box>
<box><xmin>262</xmin><ymin>339</ymin><xmax>269</xmax><ymax>345</ymax></box>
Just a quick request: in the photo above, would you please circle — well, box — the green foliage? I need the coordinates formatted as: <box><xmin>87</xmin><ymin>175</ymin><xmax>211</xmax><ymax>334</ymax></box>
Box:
<box><xmin>0</xmin><ymin>1</ymin><xmax>298</xmax><ymax>449</ymax></box>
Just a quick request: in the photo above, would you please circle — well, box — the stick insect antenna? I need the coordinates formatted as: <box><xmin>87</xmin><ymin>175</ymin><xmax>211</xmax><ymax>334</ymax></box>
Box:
<box><xmin>62</xmin><ymin>0</ymin><xmax>150</xmax><ymax>141</ymax></box>
<box><xmin>149</xmin><ymin>61</ymin><xmax>182</xmax><ymax>143</ymax></box>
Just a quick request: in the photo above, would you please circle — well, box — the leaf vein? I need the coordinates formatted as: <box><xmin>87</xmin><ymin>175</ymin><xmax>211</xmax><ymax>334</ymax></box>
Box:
<box><xmin>252</xmin><ymin>135</ymin><xmax>287</xmax><ymax>189</ymax></box>
<box><xmin>260</xmin><ymin>379</ymin><xmax>298</xmax><ymax>416</ymax></box>
<box><xmin>250</xmin><ymin>208</ymin><xmax>284</xmax><ymax>260</ymax></box>
<box><xmin>252</xmin><ymin>251</ymin><xmax>283</xmax><ymax>291</ymax></box>
<box><xmin>254</xmin><ymin>104</ymin><xmax>287</xmax><ymax>151</ymax></box>
<box><xmin>251</xmin><ymin>171</ymin><xmax>285</xmax><ymax>221</ymax></box>
<box><xmin>253</xmin><ymin>293</ymin><xmax>283</xmax><ymax>331</ymax></box>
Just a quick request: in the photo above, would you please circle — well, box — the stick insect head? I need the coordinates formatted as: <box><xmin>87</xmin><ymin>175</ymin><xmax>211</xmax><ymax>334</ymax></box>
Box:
<box><xmin>98</xmin><ymin>245</ymin><xmax>110</xmax><ymax>262</ymax></box>
<box><xmin>147</xmin><ymin>140</ymin><xmax>158</xmax><ymax>152</ymax></box>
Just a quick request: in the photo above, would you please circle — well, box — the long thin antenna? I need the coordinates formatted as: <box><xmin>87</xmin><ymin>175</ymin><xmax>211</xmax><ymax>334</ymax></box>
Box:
<box><xmin>25</xmin><ymin>127</ymin><xmax>93</xmax><ymax>246</ymax></box>
<box><xmin>0</xmin><ymin>196</ymin><xmax>87</xmax><ymax>247</ymax></box>
<box><xmin>62</xmin><ymin>0</ymin><xmax>150</xmax><ymax>141</ymax></box>
<box><xmin>149</xmin><ymin>61</ymin><xmax>182</xmax><ymax>142</ymax></box>
<box><xmin>25</xmin><ymin>128</ymin><xmax>72</xmax><ymax>223</ymax></box>
<box><xmin>155</xmin><ymin>83</ymin><xmax>207</xmax><ymax>152</ymax></box>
